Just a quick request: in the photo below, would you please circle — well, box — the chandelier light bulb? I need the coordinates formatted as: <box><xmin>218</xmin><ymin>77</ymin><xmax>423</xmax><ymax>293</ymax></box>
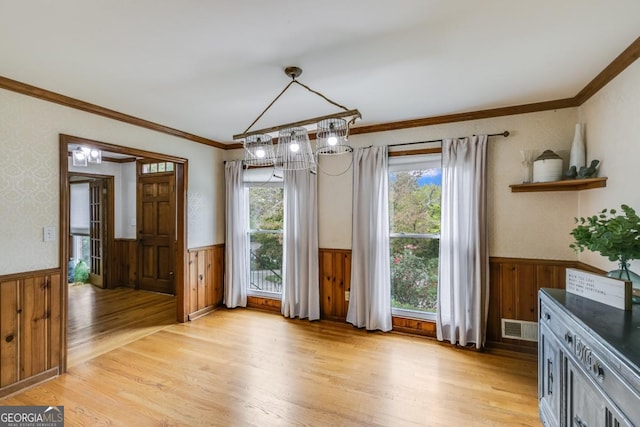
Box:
<box><xmin>255</xmin><ymin>148</ymin><xmax>266</xmax><ymax>158</ymax></box>
<box><xmin>327</xmin><ymin>135</ymin><xmax>338</xmax><ymax>146</ymax></box>
<box><xmin>290</xmin><ymin>142</ymin><xmax>300</xmax><ymax>152</ymax></box>
<box><xmin>74</xmin><ymin>151</ymin><xmax>85</xmax><ymax>161</ymax></box>
<box><xmin>90</xmin><ymin>149</ymin><xmax>100</xmax><ymax>159</ymax></box>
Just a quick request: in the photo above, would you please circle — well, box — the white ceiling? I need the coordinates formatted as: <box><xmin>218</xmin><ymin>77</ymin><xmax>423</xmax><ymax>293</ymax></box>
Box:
<box><xmin>1</xmin><ymin>1</ymin><xmax>639</xmax><ymax>144</ymax></box>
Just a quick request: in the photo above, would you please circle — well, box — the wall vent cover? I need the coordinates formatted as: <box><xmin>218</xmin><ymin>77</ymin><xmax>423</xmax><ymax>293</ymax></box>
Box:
<box><xmin>501</xmin><ymin>318</ymin><xmax>538</xmax><ymax>342</ymax></box>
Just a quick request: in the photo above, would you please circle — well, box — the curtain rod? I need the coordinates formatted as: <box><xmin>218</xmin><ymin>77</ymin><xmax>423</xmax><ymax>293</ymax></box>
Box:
<box><xmin>388</xmin><ymin>130</ymin><xmax>510</xmax><ymax>148</ymax></box>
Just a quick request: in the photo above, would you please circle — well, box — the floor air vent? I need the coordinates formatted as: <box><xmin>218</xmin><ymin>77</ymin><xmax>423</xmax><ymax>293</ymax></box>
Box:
<box><xmin>501</xmin><ymin>319</ymin><xmax>538</xmax><ymax>342</ymax></box>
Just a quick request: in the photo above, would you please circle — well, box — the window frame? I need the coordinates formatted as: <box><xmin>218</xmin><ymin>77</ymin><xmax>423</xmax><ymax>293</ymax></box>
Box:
<box><xmin>388</xmin><ymin>153</ymin><xmax>442</xmax><ymax>321</ymax></box>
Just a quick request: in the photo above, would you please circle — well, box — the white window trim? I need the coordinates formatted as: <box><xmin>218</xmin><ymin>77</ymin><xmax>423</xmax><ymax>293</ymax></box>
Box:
<box><xmin>392</xmin><ymin>307</ymin><xmax>437</xmax><ymax>321</ymax></box>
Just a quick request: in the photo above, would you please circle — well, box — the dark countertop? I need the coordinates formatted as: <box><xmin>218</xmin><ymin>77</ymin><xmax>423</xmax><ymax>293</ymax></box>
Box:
<box><xmin>541</xmin><ymin>288</ymin><xmax>640</xmax><ymax>370</ymax></box>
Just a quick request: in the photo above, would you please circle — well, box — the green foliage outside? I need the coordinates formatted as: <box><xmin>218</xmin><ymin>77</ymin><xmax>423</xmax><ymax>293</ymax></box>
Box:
<box><xmin>389</xmin><ymin>170</ymin><xmax>441</xmax><ymax>312</ymax></box>
<box><xmin>74</xmin><ymin>259</ymin><xmax>90</xmax><ymax>283</ymax></box>
<box><xmin>249</xmin><ymin>187</ymin><xmax>284</xmax><ymax>288</ymax></box>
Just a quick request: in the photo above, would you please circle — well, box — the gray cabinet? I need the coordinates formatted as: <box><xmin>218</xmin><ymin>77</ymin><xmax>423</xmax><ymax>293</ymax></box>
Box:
<box><xmin>539</xmin><ymin>289</ymin><xmax>640</xmax><ymax>427</ymax></box>
<box><xmin>539</xmin><ymin>321</ymin><xmax>562</xmax><ymax>426</ymax></box>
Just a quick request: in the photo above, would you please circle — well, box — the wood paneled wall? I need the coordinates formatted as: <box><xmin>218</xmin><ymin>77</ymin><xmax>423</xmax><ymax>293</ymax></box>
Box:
<box><xmin>319</xmin><ymin>249</ymin><xmax>351</xmax><ymax>321</ymax></box>
<box><xmin>486</xmin><ymin>257</ymin><xmax>604</xmax><ymax>352</ymax></box>
<box><xmin>248</xmin><ymin>249</ymin><xmax>352</xmax><ymax>317</ymax></box>
<box><xmin>0</xmin><ymin>269</ymin><xmax>62</xmax><ymax>398</ymax></box>
<box><xmin>247</xmin><ymin>296</ymin><xmax>281</xmax><ymax>313</ymax></box>
<box><xmin>112</xmin><ymin>239</ymin><xmax>137</xmax><ymax>288</ymax></box>
<box><xmin>313</xmin><ymin>252</ymin><xmax>604</xmax><ymax>351</ymax></box>
<box><xmin>186</xmin><ymin>245</ymin><xmax>224</xmax><ymax>319</ymax></box>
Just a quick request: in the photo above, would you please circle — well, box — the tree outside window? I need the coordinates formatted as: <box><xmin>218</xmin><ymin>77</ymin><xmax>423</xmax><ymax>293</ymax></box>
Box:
<box><xmin>248</xmin><ymin>186</ymin><xmax>283</xmax><ymax>294</ymax></box>
<box><xmin>389</xmin><ymin>167</ymin><xmax>441</xmax><ymax>315</ymax></box>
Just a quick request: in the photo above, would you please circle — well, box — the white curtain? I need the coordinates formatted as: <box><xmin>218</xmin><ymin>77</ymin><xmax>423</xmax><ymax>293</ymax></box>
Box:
<box><xmin>437</xmin><ymin>135</ymin><xmax>489</xmax><ymax>349</ymax></box>
<box><xmin>281</xmin><ymin>169</ymin><xmax>320</xmax><ymax>320</ymax></box>
<box><xmin>224</xmin><ymin>160</ymin><xmax>248</xmax><ymax>308</ymax></box>
<box><xmin>347</xmin><ymin>145</ymin><xmax>392</xmax><ymax>332</ymax></box>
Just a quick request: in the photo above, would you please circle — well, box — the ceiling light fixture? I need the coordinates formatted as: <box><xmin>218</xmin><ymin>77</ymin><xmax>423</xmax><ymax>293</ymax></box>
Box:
<box><xmin>71</xmin><ymin>146</ymin><xmax>102</xmax><ymax>167</ymax></box>
<box><xmin>233</xmin><ymin>66</ymin><xmax>361</xmax><ymax>170</ymax></box>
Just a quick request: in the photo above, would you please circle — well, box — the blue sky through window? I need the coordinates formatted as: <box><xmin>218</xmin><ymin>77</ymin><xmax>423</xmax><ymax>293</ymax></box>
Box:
<box><xmin>417</xmin><ymin>169</ymin><xmax>442</xmax><ymax>186</ymax></box>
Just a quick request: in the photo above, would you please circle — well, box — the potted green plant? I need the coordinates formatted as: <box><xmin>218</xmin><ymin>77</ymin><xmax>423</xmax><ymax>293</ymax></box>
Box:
<box><xmin>570</xmin><ymin>204</ymin><xmax>640</xmax><ymax>291</ymax></box>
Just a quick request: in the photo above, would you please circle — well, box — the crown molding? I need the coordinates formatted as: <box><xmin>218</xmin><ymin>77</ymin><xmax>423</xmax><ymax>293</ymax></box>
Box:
<box><xmin>2</xmin><ymin>37</ymin><xmax>638</xmax><ymax>150</ymax></box>
<box><xmin>574</xmin><ymin>36</ymin><xmax>640</xmax><ymax>105</ymax></box>
<box><xmin>0</xmin><ymin>76</ymin><xmax>226</xmax><ymax>149</ymax></box>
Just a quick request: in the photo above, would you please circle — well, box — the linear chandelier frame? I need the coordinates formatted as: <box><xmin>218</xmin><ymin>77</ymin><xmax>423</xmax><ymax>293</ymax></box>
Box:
<box><xmin>234</xmin><ymin>109</ymin><xmax>361</xmax><ymax>140</ymax></box>
<box><xmin>233</xmin><ymin>66</ymin><xmax>361</xmax><ymax>141</ymax></box>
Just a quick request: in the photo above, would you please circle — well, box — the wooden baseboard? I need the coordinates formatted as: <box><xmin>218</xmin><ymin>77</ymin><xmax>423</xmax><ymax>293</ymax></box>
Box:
<box><xmin>0</xmin><ymin>368</ymin><xmax>59</xmax><ymax>399</ymax></box>
<box><xmin>187</xmin><ymin>304</ymin><xmax>220</xmax><ymax>321</ymax></box>
<box><xmin>485</xmin><ymin>340</ymin><xmax>537</xmax><ymax>356</ymax></box>
<box><xmin>321</xmin><ymin>314</ymin><xmax>347</xmax><ymax>322</ymax></box>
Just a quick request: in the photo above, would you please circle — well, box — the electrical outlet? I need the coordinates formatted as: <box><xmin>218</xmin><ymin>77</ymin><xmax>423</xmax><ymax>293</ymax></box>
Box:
<box><xmin>43</xmin><ymin>226</ymin><xmax>56</xmax><ymax>242</ymax></box>
<box><xmin>345</xmin><ymin>290</ymin><xmax>350</xmax><ymax>301</ymax></box>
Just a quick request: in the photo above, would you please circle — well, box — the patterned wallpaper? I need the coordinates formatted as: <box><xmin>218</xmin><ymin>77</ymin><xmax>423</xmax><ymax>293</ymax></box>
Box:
<box><xmin>0</xmin><ymin>89</ymin><xmax>223</xmax><ymax>276</ymax></box>
<box><xmin>577</xmin><ymin>59</ymin><xmax>640</xmax><ymax>272</ymax></box>
<box><xmin>0</xmin><ymin>94</ymin><xmax>60</xmax><ymax>273</ymax></box>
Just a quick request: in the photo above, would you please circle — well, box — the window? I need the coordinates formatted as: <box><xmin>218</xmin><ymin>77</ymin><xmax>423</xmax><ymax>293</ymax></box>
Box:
<box><xmin>141</xmin><ymin>161</ymin><xmax>174</xmax><ymax>174</ymax></box>
<box><xmin>388</xmin><ymin>154</ymin><xmax>442</xmax><ymax>320</ymax></box>
<box><xmin>245</xmin><ymin>169</ymin><xmax>284</xmax><ymax>297</ymax></box>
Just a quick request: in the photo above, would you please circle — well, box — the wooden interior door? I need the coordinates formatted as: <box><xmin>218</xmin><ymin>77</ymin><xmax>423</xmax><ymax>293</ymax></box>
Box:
<box><xmin>137</xmin><ymin>163</ymin><xmax>176</xmax><ymax>294</ymax></box>
<box><xmin>89</xmin><ymin>180</ymin><xmax>105</xmax><ymax>288</ymax></box>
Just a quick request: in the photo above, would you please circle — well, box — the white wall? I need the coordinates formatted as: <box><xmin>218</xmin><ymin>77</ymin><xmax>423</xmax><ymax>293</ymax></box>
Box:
<box><xmin>68</xmin><ymin>159</ymin><xmax>137</xmax><ymax>239</ymax></box>
<box><xmin>0</xmin><ymin>88</ymin><xmax>224</xmax><ymax>275</ymax></box>
<box><xmin>577</xmin><ymin>59</ymin><xmax>640</xmax><ymax>272</ymax></box>
<box><xmin>226</xmin><ymin>107</ymin><xmax>581</xmax><ymax>260</ymax></box>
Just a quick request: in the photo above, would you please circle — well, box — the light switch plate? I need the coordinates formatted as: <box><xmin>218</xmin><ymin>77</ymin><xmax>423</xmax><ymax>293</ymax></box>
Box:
<box><xmin>43</xmin><ymin>226</ymin><xmax>56</xmax><ymax>242</ymax></box>
<box><xmin>345</xmin><ymin>290</ymin><xmax>350</xmax><ymax>301</ymax></box>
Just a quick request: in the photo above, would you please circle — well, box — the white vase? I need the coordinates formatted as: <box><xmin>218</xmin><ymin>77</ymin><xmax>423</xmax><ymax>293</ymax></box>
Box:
<box><xmin>569</xmin><ymin>123</ymin><xmax>586</xmax><ymax>170</ymax></box>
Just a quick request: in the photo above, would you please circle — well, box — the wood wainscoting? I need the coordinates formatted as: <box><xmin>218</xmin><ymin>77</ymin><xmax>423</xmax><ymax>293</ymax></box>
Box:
<box><xmin>487</xmin><ymin>257</ymin><xmax>605</xmax><ymax>352</ymax></box>
<box><xmin>312</xmin><ymin>251</ymin><xmax>603</xmax><ymax>351</ymax></box>
<box><xmin>186</xmin><ymin>245</ymin><xmax>224</xmax><ymax>320</ymax></box>
<box><xmin>0</xmin><ymin>268</ymin><xmax>62</xmax><ymax>398</ymax></box>
<box><xmin>247</xmin><ymin>248</ymin><xmax>352</xmax><ymax>318</ymax></box>
<box><xmin>112</xmin><ymin>238</ymin><xmax>137</xmax><ymax>288</ymax></box>
<box><xmin>247</xmin><ymin>296</ymin><xmax>281</xmax><ymax>313</ymax></box>
<box><xmin>243</xmin><ymin>249</ymin><xmax>606</xmax><ymax>353</ymax></box>
<box><xmin>113</xmin><ymin>241</ymin><xmax>225</xmax><ymax>319</ymax></box>
<box><xmin>319</xmin><ymin>248</ymin><xmax>351</xmax><ymax>321</ymax></box>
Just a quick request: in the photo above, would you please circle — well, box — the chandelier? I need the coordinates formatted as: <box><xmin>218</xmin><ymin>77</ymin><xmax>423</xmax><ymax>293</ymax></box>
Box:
<box><xmin>233</xmin><ymin>66</ymin><xmax>361</xmax><ymax>170</ymax></box>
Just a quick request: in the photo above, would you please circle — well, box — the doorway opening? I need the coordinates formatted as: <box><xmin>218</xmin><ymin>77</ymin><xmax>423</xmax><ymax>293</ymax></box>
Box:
<box><xmin>68</xmin><ymin>174</ymin><xmax>114</xmax><ymax>289</ymax></box>
<box><xmin>59</xmin><ymin>134</ymin><xmax>188</xmax><ymax>372</ymax></box>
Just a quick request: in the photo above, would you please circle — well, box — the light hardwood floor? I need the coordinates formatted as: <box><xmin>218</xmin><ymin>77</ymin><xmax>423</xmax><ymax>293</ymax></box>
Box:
<box><xmin>3</xmin><ymin>292</ymin><xmax>540</xmax><ymax>426</ymax></box>
<box><xmin>67</xmin><ymin>283</ymin><xmax>177</xmax><ymax>367</ymax></box>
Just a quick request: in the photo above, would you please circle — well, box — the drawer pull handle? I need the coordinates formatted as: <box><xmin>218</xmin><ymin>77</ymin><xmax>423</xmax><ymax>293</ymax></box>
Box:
<box><xmin>592</xmin><ymin>363</ymin><xmax>605</xmax><ymax>382</ymax></box>
<box><xmin>544</xmin><ymin>312</ymin><xmax>551</xmax><ymax>321</ymax></box>
<box><xmin>565</xmin><ymin>332</ymin><xmax>573</xmax><ymax>344</ymax></box>
<box><xmin>547</xmin><ymin>358</ymin><xmax>553</xmax><ymax>395</ymax></box>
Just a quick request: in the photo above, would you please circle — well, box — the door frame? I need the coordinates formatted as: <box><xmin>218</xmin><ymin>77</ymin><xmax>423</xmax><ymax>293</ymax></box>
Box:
<box><xmin>136</xmin><ymin>160</ymin><xmax>177</xmax><ymax>294</ymax></box>
<box><xmin>59</xmin><ymin>134</ymin><xmax>188</xmax><ymax>373</ymax></box>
